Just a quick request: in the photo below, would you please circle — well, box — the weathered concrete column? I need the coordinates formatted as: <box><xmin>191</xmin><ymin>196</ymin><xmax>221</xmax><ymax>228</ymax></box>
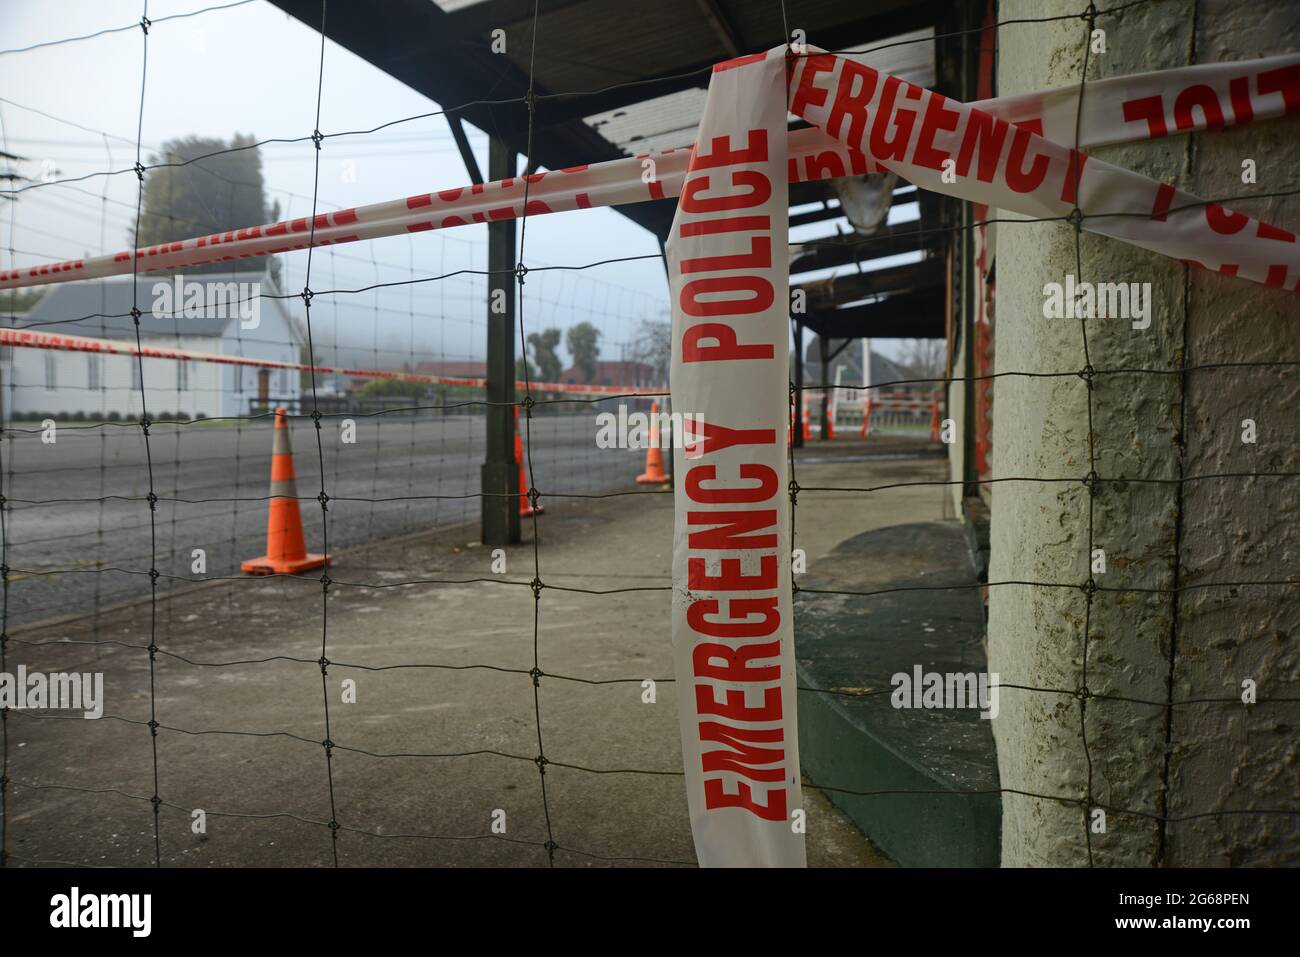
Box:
<box><xmin>988</xmin><ymin>0</ymin><xmax>1298</xmax><ymax>866</ymax></box>
<box><xmin>1162</xmin><ymin>1</ymin><xmax>1300</xmax><ymax>867</ymax></box>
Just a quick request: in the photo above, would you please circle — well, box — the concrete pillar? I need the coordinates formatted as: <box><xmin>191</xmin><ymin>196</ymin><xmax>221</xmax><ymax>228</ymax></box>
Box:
<box><xmin>1162</xmin><ymin>0</ymin><xmax>1300</xmax><ymax>867</ymax></box>
<box><xmin>988</xmin><ymin>0</ymin><xmax>1298</xmax><ymax>866</ymax></box>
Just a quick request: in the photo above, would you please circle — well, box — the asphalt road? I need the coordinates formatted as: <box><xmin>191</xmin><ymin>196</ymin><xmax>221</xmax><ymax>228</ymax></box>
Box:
<box><xmin>1</xmin><ymin>411</ymin><xmax>644</xmax><ymax>628</ymax></box>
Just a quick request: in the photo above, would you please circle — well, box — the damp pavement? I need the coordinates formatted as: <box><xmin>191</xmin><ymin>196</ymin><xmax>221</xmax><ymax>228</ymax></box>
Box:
<box><xmin>4</xmin><ymin>438</ymin><xmax>944</xmax><ymax>867</ymax></box>
<box><xmin>1</xmin><ymin>412</ymin><xmax>635</xmax><ymax>629</ymax></box>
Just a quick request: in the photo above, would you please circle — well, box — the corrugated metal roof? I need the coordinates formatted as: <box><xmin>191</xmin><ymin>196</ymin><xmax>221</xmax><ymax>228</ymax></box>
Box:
<box><xmin>582</xmin><ymin>27</ymin><xmax>937</xmax><ymax>156</ymax></box>
<box><xmin>585</xmin><ymin>88</ymin><xmax>708</xmax><ymax>155</ymax></box>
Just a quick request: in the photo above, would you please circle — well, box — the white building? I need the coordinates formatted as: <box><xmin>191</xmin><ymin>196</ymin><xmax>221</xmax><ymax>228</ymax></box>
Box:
<box><xmin>3</xmin><ymin>272</ymin><xmax>303</xmax><ymax>420</ymax></box>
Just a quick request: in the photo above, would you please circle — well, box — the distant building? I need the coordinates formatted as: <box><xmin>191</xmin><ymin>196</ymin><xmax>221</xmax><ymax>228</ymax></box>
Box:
<box><xmin>797</xmin><ymin>338</ymin><xmax>912</xmax><ymax>394</ymax></box>
<box><xmin>3</xmin><ymin>272</ymin><xmax>302</xmax><ymax>419</ymax></box>
<box><xmin>559</xmin><ymin>360</ymin><xmax>655</xmax><ymax>388</ymax></box>
<box><xmin>414</xmin><ymin>360</ymin><xmax>488</xmax><ymax>379</ymax></box>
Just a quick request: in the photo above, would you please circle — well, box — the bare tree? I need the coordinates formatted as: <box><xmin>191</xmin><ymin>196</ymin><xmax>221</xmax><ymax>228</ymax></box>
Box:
<box><xmin>896</xmin><ymin>338</ymin><xmax>946</xmax><ymax>388</ymax></box>
<box><xmin>626</xmin><ymin>318</ymin><xmax>671</xmax><ymax>386</ymax></box>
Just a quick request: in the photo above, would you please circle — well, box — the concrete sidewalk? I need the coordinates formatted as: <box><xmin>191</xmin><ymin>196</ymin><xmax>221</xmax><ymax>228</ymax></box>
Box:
<box><xmin>4</xmin><ymin>439</ymin><xmax>947</xmax><ymax>867</ymax></box>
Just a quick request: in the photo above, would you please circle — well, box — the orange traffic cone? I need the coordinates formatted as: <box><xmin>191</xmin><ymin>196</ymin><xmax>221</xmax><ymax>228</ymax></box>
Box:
<box><xmin>801</xmin><ymin>405</ymin><xmax>811</xmax><ymax>441</ymax></box>
<box><xmin>929</xmin><ymin>396</ymin><xmax>942</xmax><ymax>442</ymax></box>
<box><xmin>242</xmin><ymin>408</ymin><xmax>329</xmax><ymax>575</ymax></box>
<box><xmin>636</xmin><ymin>401</ymin><xmax>669</xmax><ymax>484</ymax></box>
<box><xmin>514</xmin><ymin>406</ymin><xmax>542</xmax><ymax>517</ymax></box>
<box><xmin>823</xmin><ymin>399</ymin><xmax>836</xmax><ymax>441</ymax></box>
<box><xmin>860</xmin><ymin>398</ymin><xmax>872</xmax><ymax>438</ymax></box>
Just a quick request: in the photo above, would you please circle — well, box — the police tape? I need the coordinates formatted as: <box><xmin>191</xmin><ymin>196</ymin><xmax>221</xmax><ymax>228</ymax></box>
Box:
<box><xmin>2</xmin><ymin>52</ymin><xmax>1294</xmax><ymax>290</ymax></box>
<box><xmin>663</xmin><ymin>42</ymin><xmax>1296</xmax><ymax>869</ymax></box>
<box><xmin>666</xmin><ymin>49</ymin><xmax>800</xmax><ymax>868</ymax></box>
<box><xmin>0</xmin><ymin>326</ymin><xmax>661</xmax><ymax>399</ymax></box>
<box><xmin>789</xmin><ymin>46</ymin><xmax>1299</xmax><ymax>288</ymax></box>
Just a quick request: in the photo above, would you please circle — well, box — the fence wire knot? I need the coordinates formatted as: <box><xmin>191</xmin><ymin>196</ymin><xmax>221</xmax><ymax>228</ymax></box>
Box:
<box><xmin>1082</xmin><ymin>470</ymin><xmax>1101</xmax><ymax>494</ymax></box>
<box><xmin>146</xmin><ymin>492</ymin><xmax>158</xmax><ymax>511</ymax></box>
<box><xmin>318</xmin><ymin>656</ymin><xmax>330</xmax><ymax>674</ymax></box>
<box><xmin>521</xmin><ymin>394</ymin><xmax>535</xmax><ymax>413</ymax></box>
<box><xmin>133</xmin><ymin>162</ymin><xmax>146</xmax><ymax>181</ymax></box>
<box><xmin>788</xmin><ymin>478</ymin><xmax>800</xmax><ymax>503</ymax></box>
<box><xmin>311</xmin><ymin>129</ymin><xmax>324</xmax><ymax>150</ymax></box>
<box><xmin>529</xmin><ymin>666</ymin><xmax>543</xmax><ymax>687</ymax></box>
<box><xmin>130</xmin><ymin>306</ymin><xmax>142</xmax><ymax>322</ymax></box>
<box><xmin>1066</xmin><ymin>207</ymin><xmax>1084</xmax><ymax>231</ymax></box>
<box><xmin>147</xmin><ymin>718</ymin><xmax>159</xmax><ymax>735</ymax></box>
<box><xmin>534</xmin><ymin>753</ymin><xmax>548</xmax><ymax>771</ymax></box>
<box><xmin>301</xmin><ymin>287</ymin><xmax>314</xmax><ymax>307</ymax></box>
<box><xmin>515</xmin><ymin>261</ymin><xmax>529</xmax><ymax>284</ymax></box>
<box><xmin>530</xmin><ymin>578</ymin><xmax>543</xmax><ymax>599</ymax></box>
<box><xmin>317</xmin><ymin>491</ymin><xmax>330</xmax><ymax>510</ymax></box>
<box><xmin>322</xmin><ymin>738</ymin><xmax>334</xmax><ymax>751</ymax></box>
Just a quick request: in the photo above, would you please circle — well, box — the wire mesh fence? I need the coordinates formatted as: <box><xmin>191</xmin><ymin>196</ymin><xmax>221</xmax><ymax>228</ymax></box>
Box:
<box><xmin>0</xmin><ymin>0</ymin><xmax>1296</xmax><ymax>868</ymax></box>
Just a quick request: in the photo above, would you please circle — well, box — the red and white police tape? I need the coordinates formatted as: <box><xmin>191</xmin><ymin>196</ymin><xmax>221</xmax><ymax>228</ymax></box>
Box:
<box><xmin>668</xmin><ymin>49</ymin><xmax>799</xmax><ymax>867</ymax></box>
<box><xmin>789</xmin><ymin>47</ymin><xmax>1299</xmax><ymax>288</ymax></box>
<box><xmin>666</xmin><ymin>44</ymin><xmax>1296</xmax><ymax>868</ymax></box>
<box><xmin>1</xmin><ymin>52</ymin><xmax>1295</xmax><ymax>290</ymax></box>
<box><xmin>0</xmin><ymin>326</ymin><xmax>660</xmax><ymax>399</ymax></box>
